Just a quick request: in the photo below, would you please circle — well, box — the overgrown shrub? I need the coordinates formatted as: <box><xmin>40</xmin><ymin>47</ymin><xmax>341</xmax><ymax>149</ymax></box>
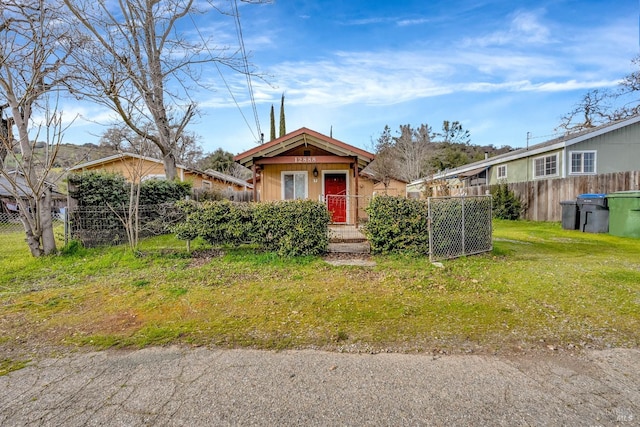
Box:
<box><xmin>252</xmin><ymin>200</ymin><xmax>330</xmax><ymax>256</ymax></box>
<box><xmin>67</xmin><ymin>171</ymin><xmax>128</xmax><ymax>207</ymax></box>
<box><xmin>174</xmin><ymin>199</ymin><xmax>330</xmax><ymax>256</ymax></box>
<box><xmin>139</xmin><ymin>179</ymin><xmax>191</xmax><ymax>205</ymax></box>
<box><xmin>492</xmin><ymin>182</ymin><xmax>522</xmax><ymax>220</ymax></box>
<box><xmin>364</xmin><ymin>195</ymin><xmax>430</xmax><ymax>255</ymax></box>
<box><xmin>67</xmin><ymin>171</ymin><xmax>191</xmax><ymax>206</ymax></box>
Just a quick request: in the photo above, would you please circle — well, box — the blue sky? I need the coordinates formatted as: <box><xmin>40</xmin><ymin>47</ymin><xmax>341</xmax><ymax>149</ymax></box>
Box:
<box><xmin>63</xmin><ymin>0</ymin><xmax>640</xmax><ymax>155</ymax></box>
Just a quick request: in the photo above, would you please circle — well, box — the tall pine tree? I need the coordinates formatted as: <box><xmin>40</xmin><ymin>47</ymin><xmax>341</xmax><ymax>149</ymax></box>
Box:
<box><xmin>270</xmin><ymin>104</ymin><xmax>276</xmax><ymax>141</ymax></box>
<box><xmin>279</xmin><ymin>94</ymin><xmax>286</xmax><ymax>137</ymax></box>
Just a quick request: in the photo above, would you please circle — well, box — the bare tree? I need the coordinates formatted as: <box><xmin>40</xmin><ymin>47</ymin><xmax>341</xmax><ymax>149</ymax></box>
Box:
<box><xmin>556</xmin><ymin>89</ymin><xmax>612</xmax><ymax>134</ymax></box>
<box><xmin>63</xmin><ymin>0</ymin><xmax>259</xmax><ymax>180</ymax></box>
<box><xmin>0</xmin><ymin>0</ymin><xmax>74</xmax><ymax>256</ymax></box>
<box><xmin>393</xmin><ymin>124</ymin><xmax>435</xmax><ymax>182</ymax></box>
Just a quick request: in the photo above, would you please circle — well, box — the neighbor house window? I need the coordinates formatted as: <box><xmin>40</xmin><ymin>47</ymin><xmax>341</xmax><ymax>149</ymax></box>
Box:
<box><xmin>570</xmin><ymin>151</ymin><xmax>596</xmax><ymax>174</ymax></box>
<box><xmin>533</xmin><ymin>154</ymin><xmax>558</xmax><ymax>178</ymax></box>
<box><xmin>496</xmin><ymin>165</ymin><xmax>507</xmax><ymax>179</ymax></box>
<box><xmin>282</xmin><ymin>172</ymin><xmax>307</xmax><ymax>200</ymax></box>
<box><xmin>201</xmin><ymin>180</ymin><xmax>212</xmax><ymax>190</ymax></box>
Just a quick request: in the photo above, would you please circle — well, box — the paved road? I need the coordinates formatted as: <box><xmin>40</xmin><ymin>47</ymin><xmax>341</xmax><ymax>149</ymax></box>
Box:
<box><xmin>1</xmin><ymin>347</ymin><xmax>638</xmax><ymax>426</ymax></box>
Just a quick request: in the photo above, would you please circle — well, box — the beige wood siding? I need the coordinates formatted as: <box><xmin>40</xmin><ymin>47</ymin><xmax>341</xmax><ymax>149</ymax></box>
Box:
<box><xmin>261</xmin><ymin>163</ymin><xmax>370</xmax><ymax>201</ymax></box>
<box><xmin>372</xmin><ymin>178</ymin><xmax>406</xmax><ymax>196</ymax></box>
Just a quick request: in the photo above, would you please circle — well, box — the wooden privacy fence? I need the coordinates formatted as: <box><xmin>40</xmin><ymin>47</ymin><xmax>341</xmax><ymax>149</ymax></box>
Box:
<box><xmin>465</xmin><ymin>171</ymin><xmax>640</xmax><ymax>222</ymax></box>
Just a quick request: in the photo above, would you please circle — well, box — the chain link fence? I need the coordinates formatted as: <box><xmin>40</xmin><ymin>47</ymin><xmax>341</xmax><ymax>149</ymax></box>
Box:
<box><xmin>0</xmin><ymin>212</ymin><xmax>65</xmax><ymax>235</ymax></box>
<box><xmin>0</xmin><ymin>212</ymin><xmax>24</xmax><ymax>234</ymax></box>
<box><xmin>67</xmin><ymin>204</ymin><xmax>184</xmax><ymax>247</ymax></box>
<box><xmin>428</xmin><ymin>195</ymin><xmax>493</xmax><ymax>262</ymax></box>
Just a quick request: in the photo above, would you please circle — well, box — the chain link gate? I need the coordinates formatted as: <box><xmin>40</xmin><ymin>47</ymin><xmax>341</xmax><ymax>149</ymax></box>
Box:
<box><xmin>428</xmin><ymin>195</ymin><xmax>493</xmax><ymax>262</ymax></box>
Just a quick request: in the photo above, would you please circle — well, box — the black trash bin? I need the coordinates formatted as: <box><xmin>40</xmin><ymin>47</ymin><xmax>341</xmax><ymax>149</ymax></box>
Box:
<box><xmin>560</xmin><ymin>200</ymin><xmax>579</xmax><ymax>230</ymax></box>
<box><xmin>576</xmin><ymin>193</ymin><xmax>609</xmax><ymax>233</ymax></box>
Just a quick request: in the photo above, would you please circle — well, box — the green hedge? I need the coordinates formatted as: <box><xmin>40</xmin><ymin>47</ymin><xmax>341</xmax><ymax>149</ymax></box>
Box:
<box><xmin>174</xmin><ymin>199</ymin><xmax>330</xmax><ymax>256</ymax></box>
<box><xmin>363</xmin><ymin>195</ymin><xmax>430</xmax><ymax>255</ymax></box>
<box><xmin>67</xmin><ymin>171</ymin><xmax>191</xmax><ymax>207</ymax></box>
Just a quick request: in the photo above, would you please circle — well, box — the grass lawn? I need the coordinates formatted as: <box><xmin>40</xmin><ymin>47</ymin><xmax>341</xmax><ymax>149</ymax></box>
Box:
<box><xmin>1</xmin><ymin>220</ymin><xmax>639</xmax><ymax>372</ymax></box>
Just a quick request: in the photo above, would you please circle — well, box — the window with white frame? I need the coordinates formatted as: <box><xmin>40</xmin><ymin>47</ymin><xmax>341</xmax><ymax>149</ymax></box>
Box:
<box><xmin>570</xmin><ymin>151</ymin><xmax>596</xmax><ymax>174</ymax></box>
<box><xmin>496</xmin><ymin>165</ymin><xmax>507</xmax><ymax>179</ymax></box>
<box><xmin>533</xmin><ymin>154</ymin><xmax>558</xmax><ymax>178</ymax></box>
<box><xmin>201</xmin><ymin>180</ymin><xmax>212</xmax><ymax>190</ymax></box>
<box><xmin>282</xmin><ymin>172</ymin><xmax>307</xmax><ymax>200</ymax></box>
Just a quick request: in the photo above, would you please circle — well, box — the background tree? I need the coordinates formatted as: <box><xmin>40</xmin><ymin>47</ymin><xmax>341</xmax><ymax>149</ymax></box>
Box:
<box><xmin>63</xmin><ymin>0</ymin><xmax>263</xmax><ymax>180</ymax></box>
<box><xmin>197</xmin><ymin>148</ymin><xmax>250</xmax><ymax>179</ymax></box>
<box><xmin>556</xmin><ymin>89</ymin><xmax>612</xmax><ymax>133</ymax></box>
<box><xmin>373</xmin><ymin>121</ymin><xmax>511</xmax><ymax>182</ymax></box>
<box><xmin>367</xmin><ymin>125</ymin><xmax>399</xmax><ymax>191</ymax></box>
<box><xmin>269</xmin><ymin>104</ymin><xmax>276</xmax><ymax>141</ymax></box>
<box><xmin>392</xmin><ymin>123</ymin><xmax>435</xmax><ymax>182</ymax></box>
<box><xmin>99</xmin><ymin>126</ymin><xmax>203</xmax><ymax>169</ymax></box>
<box><xmin>198</xmin><ymin>148</ymin><xmax>235</xmax><ymax>173</ymax></box>
<box><xmin>556</xmin><ymin>56</ymin><xmax>640</xmax><ymax>134</ymax></box>
<box><xmin>0</xmin><ymin>0</ymin><xmax>74</xmax><ymax>256</ymax></box>
<box><xmin>437</xmin><ymin>120</ymin><xmax>471</xmax><ymax>144</ymax></box>
<box><xmin>279</xmin><ymin>93</ymin><xmax>286</xmax><ymax>137</ymax></box>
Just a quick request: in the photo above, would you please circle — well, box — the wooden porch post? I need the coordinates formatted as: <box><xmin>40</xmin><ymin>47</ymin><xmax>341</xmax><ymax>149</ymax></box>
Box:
<box><xmin>252</xmin><ymin>162</ymin><xmax>257</xmax><ymax>202</ymax></box>
<box><xmin>354</xmin><ymin>156</ymin><xmax>359</xmax><ymax>226</ymax></box>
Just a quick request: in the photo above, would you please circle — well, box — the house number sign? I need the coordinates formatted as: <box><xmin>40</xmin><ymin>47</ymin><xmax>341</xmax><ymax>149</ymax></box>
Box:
<box><xmin>294</xmin><ymin>157</ymin><xmax>317</xmax><ymax>163</ymax></box>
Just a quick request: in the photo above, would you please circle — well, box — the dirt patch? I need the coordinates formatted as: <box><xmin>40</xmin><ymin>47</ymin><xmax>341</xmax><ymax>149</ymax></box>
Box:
<box><xmin>188</xmin><ymin>248</ymin><xmax>225</xmax><ymax>267</ymax></box>
<box><xmin>81</xmin><ymin>310</ymin><xmax>144</xmax><ymax>336</ymax></box>
<box><xmin>323</xmin><ymin>253</ymin><xmax>376</xmax><ymax>267</ymax></box>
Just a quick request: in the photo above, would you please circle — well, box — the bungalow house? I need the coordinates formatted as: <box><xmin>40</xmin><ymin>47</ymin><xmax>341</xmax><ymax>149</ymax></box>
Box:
<box><xmin>234</xmin><ymin>128</ymin><xmax>376</xmax><ymax>224</ymax></box>
<box><xmin>408</xmin><ymin>114</ymin><xmax>640</xmax><ymax>195</ymax></box>
<box><xmin>69</xmin><ymin>152</ymin><xmax>252</xmax><ymax>194</ymax></box>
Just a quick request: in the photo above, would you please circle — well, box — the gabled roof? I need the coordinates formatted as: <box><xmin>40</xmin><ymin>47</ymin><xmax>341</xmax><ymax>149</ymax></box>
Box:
<box><xmin>70</xmin><ymin>152</ymin><xmax>252</xmax><ymax>189</ymax></box>
<box><xmin>410</xmin><ymin>114</ymin><xmax>640</xmax><ymax>185</ymax></box>
<box><xmin>234</xmin><ymin>127</ymin><xmax>375</xmax><ymax>169</ymax></box>
<box><xmin>69</xmin><ymin>152</ymin><xmax>173</xmax><ymax>172</ymax></box>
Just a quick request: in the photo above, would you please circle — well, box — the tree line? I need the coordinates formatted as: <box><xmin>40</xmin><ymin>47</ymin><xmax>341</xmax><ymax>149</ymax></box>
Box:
<box><xmin>368</xmin><ymin>121</ymin><xmax>512</xmax><ymax>188</ymax></box>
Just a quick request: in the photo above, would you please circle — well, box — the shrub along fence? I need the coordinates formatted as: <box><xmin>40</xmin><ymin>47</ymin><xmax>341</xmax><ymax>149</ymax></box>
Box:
<box><xmin>66</xmin><ymin>171</ymin><xmax>191</xmax><ymax>247</ymax></box>
<box><xmin>364</xmin><ymin>195</ymin><xmax>493</xmax><ymax>261</ymax></box>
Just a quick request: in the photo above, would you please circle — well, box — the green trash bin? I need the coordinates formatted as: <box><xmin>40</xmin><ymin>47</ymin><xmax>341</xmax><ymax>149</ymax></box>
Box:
<box><xmin>606</xmin><ymin>191</ymin><xmax>640</xmax><ymax>238</ymax></box>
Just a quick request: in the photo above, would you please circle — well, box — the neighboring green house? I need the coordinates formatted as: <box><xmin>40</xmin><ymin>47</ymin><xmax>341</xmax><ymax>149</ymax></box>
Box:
<box><xmin>409</xmin><ymin>114</ymin><xmax>640</xmax><ymax>195</ymax></box>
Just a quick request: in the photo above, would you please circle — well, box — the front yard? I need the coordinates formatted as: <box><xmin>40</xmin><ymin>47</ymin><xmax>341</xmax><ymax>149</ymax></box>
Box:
<box><xmin>1</xmin><ymin>220</ymin><xmax>639</xmax><ymax>373</ymax></box>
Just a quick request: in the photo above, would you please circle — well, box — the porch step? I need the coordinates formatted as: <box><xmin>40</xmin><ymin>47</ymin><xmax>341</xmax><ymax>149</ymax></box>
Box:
<box><xmin>327</xmin><ymin>242</ymin><xmax>371</xmax><ymax>254</ymax></box>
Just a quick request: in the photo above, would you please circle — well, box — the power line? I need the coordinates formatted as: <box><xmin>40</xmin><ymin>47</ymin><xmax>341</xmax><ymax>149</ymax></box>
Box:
<box><xmin>231</xmin><ymin>0</ymin><xmax>262</xmax><ymax>142</ymax></box>
<box><xmin>187</xmin><ymin>7</ymin><xmax>260</xmax><ymax>143</ymax></box>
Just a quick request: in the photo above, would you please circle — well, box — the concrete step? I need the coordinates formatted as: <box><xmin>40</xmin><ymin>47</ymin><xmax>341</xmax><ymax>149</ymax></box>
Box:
<box><xmin>327</xmin><ymin>242</ymin><xmax>371</xmax><ymax>254</ymax></box>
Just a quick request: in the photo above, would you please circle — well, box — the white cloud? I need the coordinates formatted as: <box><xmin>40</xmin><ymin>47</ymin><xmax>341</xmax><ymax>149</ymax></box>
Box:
<box><xmin>463</xmin><ymin>9</ymin><xmax>551</xmax><ymax>48</ymax></box>
<box><xmin>396</xmin><ymin>18</ymin><xmax>431</xmax><ymax>27</ymax></box>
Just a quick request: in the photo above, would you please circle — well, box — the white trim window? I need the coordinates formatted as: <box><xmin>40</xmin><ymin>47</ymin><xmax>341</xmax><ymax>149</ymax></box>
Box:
<box><xmin>533</xmin><ymin>154</ymin><xmax>558</xmax><ymax>178</ymax></box>
<box><xmin>282</xmin><ymin>171</ymin><xmax>307</xmax><ymax>200</ymax></box>
<box><xmin>201</xmin><ymin>180</ymin><xmax>212</xmax><ymax>190</ymax></box>
<box><xmin>570</xmin><ymin>151</ymin><xmax>596</xmax><ymax>174</ymax></box>
<box><xmin>496</xmin><ymin>165</ymin><xmax>507</xmax><ymax>179</ymax></box>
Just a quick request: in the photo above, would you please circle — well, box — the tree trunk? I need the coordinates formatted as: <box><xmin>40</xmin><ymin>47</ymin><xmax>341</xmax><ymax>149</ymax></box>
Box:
<box><xmin>163</xmin><ymin>152</ymin><xmax>177</xmax><ymax>181</ymax></box>
<box><xmin>39</xmin><ymin>188</ymin><xmax>57</xmax><ymax>255</ymax></box>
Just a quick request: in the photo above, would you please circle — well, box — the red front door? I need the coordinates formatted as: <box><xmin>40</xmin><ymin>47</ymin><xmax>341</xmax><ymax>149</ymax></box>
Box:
<box><xmin>325</xmin><ymin>173</ymin><xmax>347</xmax><ymax>223</ymax></box>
